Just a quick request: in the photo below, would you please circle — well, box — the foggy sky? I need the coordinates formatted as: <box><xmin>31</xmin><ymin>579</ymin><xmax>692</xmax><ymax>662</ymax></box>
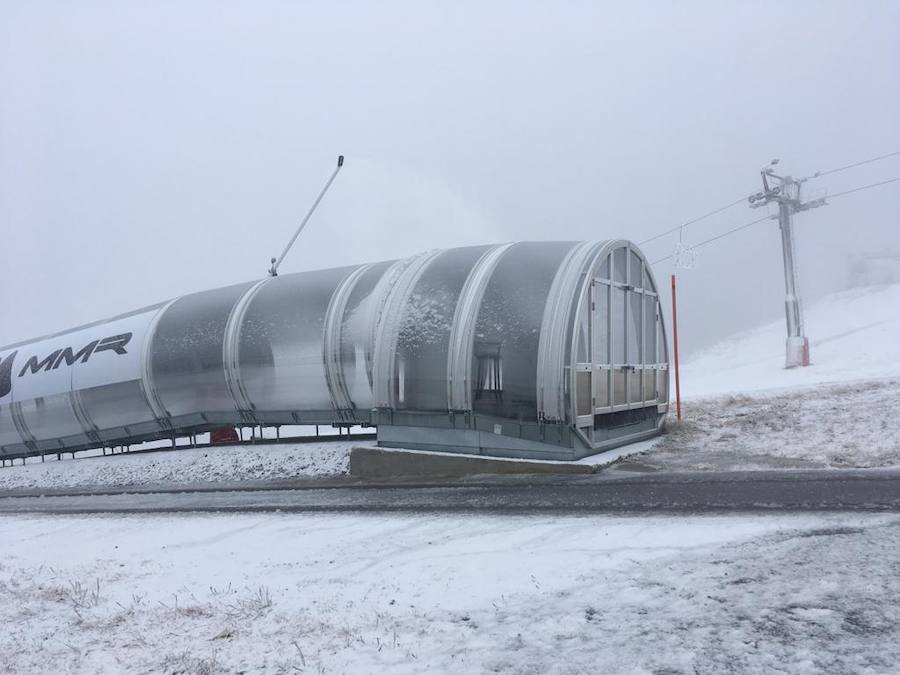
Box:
<box><xmin>2</xmin><ymin>1</ymin><xmax>899</xmax><ymax>356</ymax></box>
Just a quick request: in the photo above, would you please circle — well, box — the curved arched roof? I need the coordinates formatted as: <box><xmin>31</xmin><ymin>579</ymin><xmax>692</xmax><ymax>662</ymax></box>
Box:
<box><xmin>0</xmin><ymin>241</ymin><xmax>668</xmax><ymax>460</ymax></box>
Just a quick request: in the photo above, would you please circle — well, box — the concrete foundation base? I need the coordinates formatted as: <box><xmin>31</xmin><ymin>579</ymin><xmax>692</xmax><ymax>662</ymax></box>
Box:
<box><xmin>786</xmin><ymin>335</ymin><xmax>810</xmax><ymax>368</ymax></box>
<box><xmin>350</xmin><ymin>446</ymin><xmax>594</xmax><ymax>480</ymax></box>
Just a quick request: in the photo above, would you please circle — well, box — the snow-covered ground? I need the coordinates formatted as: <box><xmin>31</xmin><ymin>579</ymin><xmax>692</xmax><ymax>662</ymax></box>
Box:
<box><xmin>0</xmin><ymin>440</ymin><xmax>361</xmax><ymax>492</ymax></box>
<box><xmin>627</xmin><ymin>283</ymin><xmax>900</xmax><ymax>472</ymax></box>
<box><xmin>631</xmin><ymin>378</ymin><xmax>900</xmax><ymax>472</ymax></box>
<box><xmin>2</xmin><ymin>512</ymin><xmax>898</xmax><ymax>674</ymax></box>
<box><xmin>2</xmin><ymin>284</ymin><xmax>899</xmax><ymax>673</ymax></box>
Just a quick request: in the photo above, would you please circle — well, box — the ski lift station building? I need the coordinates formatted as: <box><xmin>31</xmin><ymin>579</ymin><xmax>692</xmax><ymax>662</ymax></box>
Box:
<box><xmin>0</xmin><ymin>241</ymin><xmax>669</xmax><ymax>462</ymax></box>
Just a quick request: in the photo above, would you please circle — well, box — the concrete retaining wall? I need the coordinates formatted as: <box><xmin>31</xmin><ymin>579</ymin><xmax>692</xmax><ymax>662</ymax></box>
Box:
<box><xmin>350</xmin><ymin>446</ymin><xmax>594</xmax><ymax>479</ymax></box>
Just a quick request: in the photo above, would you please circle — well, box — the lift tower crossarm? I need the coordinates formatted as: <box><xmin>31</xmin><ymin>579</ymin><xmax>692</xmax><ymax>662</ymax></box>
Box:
<box><xmin>268</xmin><ymin>155</ymin><xmax>345</xmax><ymax>277</ymax></box>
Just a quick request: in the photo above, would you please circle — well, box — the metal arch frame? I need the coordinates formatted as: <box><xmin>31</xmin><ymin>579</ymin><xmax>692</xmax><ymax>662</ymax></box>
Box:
<box><xmin>358</xmin><ymin>257</ymin><xmax>415</xmax><ymax>395</ymax></box>
<box><xmin>222</xmin><ymin>278</ymin><xmax>272</xmax><ymax>418</ymax></box>
<box><xmin>322</xmin><ymin>264</ymin><xmax>372</xmax><ymax>413</ymax></box>
<box><xmin>372</xmin><ymin>249</ymin><xmax>445</xmax><ymax>409</ymax></box>
<box><xmin>69</xmin><ymin>379</ymin><xmax>102</xmax><ymax>447</ymax></box>
<box><xmin>6</xmin><ymin>363</ymin><xmax>68</xmax><ymax>453</ymax></box>
<box><xmin>623</xmin><ymin>242</ymin><xmax>670</xmax><ymax>419</ymax></box>
<box><xmin>570</xmin><ymin>240</ymin><xmax>625</xmax><ymax>446</ymax></box>
<box><xmin>0</xmin><ymin>401</ymin><xmax>29</xmax><ymax>456</ymax></box>
<box><xmin>9</xmin><ymin>352</ymin><xmax>105</xmax><ymax>453</ymax></box>
<box><xmin>446</xmin><ymin>243</ymin><xmax>515</xmax><ymax>412</ymax></box>
<box><xmin>565</xmin><ymin>240</ymin><xmax>670</xmax><ymax>447</ymax></box>
<box><xmin>640</xmin><ymin>245</ymin><xmax>671</xmax><ymax>429</ymax></box>
<box><xmin>9</xmin><ymin>401</ymin><xmax>37</xmax><ymax>454</ymax></box>
<box><xmin>139</xmin><ymin>297</ymin><xmax>182</xmax><ymax>422</ymax></box>
<box><xmin>535</xmin><ymin>240</ymin><xmax>610</xmax><ymax>422</ymax></box>
<box><xmin>71</xmin><ymin>308</ymin><xmax>176</xmax><ymax>447</ymax></box>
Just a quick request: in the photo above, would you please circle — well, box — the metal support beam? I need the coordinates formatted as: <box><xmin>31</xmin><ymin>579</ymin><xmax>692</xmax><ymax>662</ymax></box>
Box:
<box><xmin>749</xmin><ymin>161</ymin><xmax>824</xmax><ymax>368</ymax></box>
<box><xmin>269</xmin><ymin>155</ymin><xmax>344</xmax><ymax>277</ymax></box>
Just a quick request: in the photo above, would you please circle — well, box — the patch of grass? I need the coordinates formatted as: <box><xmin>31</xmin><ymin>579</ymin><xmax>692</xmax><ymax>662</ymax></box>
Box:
<box><xmin>64</xmin><ymin>578</ymin><xmax>102</xmax><ymax>609</ymax></box>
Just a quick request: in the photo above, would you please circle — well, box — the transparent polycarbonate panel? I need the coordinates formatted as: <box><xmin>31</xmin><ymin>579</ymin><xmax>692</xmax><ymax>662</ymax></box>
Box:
<box><xmin>613</xmin><ymin>368</ymin><xmax>627</xmax><ymax>405</ymax></box>
<box><xmin>0</xmin><ymin>404</ymin><xmax>23</xmax><ymax>452</ymax></box>
<box><xmin>340</xmin><ymin>261</ymin><xmax>395</xmax><ymax>409</ymax></box>
<box><xmin>592</xmin><ymin>282</ymin><xmax>610</xmax><ymax>365</ymax></box>
<box><xmin>628</xmin><ymin>292</ymin><xmax>642</xmax><ymax>364</ymax></box>
<box><xmin>150</xmin><ymin>282</ymin><xmax>253</xmax><ymax>418</ymax></box>
<box><xmin>396</xmin><ymin>245</ymin><xmax>491</xmax><ymax>411</ymax></box>
<box><xmin>657</xmin><ymin>311</ymin><xmax>668</xmax><ymax>364</ymax></box>
<box><xmin>596</xmin><ymin>369</ymin><xmax>610</xmax><ymax>408</ymax></box>
<box><xmin>612</xmin><ymin>287</ymin><xmax>626</xmax><ymax>363</ymax></box>
<box><xmin>630</xmin><ymin>251</ymin><xmax>642</xmax><ymax>288</ymax></box>
<box><xmin>643</xmin><ymin>369</ymin><xmax>656</xmax><ymax>401</ymax></box>
<box><xmin>16</xmin><ymin>394</ymin><xmax>86</xmax><ymax>446</ymax></box>
<box><xmin>472</xmin><ymin>241</ymin><xmax>576</xmax><ymax>420</ymax></box>
<box><xmin>576</xmin><ymin>312</ymin><xmax>589</xmax><ymax>364</ymax></box>
<box><xmin>613</xmin><ymin>247</ymin><xmax>627</xmax><ymax>284</ymax></box>
<box><xmin>576</xmin><ymin>371</ymin><xmax>591</xmax><ymax>416</ymax></box>
<box><xmin>628</xmin><ymin>369</ymin><xmax>642</xmax><ymax>403</ymax></box>
<box><xmin>239</xmin><ymin>267</ymin><xmax>357</xmax><ymax>413</ymax></box>
<box><xmin>78</xmin><ymin>380</ymin><xmax>157</xmax><ymax>435</ymax></box>
<box><xmin>598</xmin><ymin>254</ymin><xmax>610</xmax><ymax>280</ymax></box>
<box><xmin>576</xmin><ymin>290</ymin><xmax>591</xmax><ymax>365</ymax></box>
<box><xmin>644</xmin><ymin>297</ymin><xmax>657</xmax><ymax>365</ymax></box>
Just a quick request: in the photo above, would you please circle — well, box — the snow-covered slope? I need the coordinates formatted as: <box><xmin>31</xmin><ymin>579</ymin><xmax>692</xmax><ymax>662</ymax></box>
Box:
<box><xmin>681</xmin><ymin>283</ymin><xmax>900</xmax><ymax>398</ymax></box>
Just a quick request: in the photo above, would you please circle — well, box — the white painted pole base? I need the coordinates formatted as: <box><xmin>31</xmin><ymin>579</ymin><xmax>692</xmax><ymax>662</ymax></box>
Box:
<box><xmin>785</xmin><ymin>336</ymin><xmax>810</xmax><ymax>369</ymax></box>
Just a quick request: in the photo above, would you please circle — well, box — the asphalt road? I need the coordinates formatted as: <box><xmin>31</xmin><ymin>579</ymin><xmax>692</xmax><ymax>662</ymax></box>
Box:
<box><xmin>2</xmin><ymin>468</ymin><xmax>900</xmax><ymax>514</ymax></box>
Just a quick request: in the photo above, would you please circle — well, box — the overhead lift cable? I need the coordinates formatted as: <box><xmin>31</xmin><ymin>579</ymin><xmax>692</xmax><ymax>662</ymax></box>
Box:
<box><xmin>650</xmin><ymin>174</ymin><xmax>900</xmax><ymax>267</ymax></box>
<box><xmin>807</xmin><ymin>150</ymin><xmax>900</xmax><ymax>180</ymax></box>
<box><xmin>651</xmin><ymin>214</ymin><xmax>776</xmax><ymax>266</ymax></box>
<box><xmin>638</xmin><ymin>196</ymin><xmax>748</xmax><ymax>246</ymax></box>
<box><xmin>640</xmin><ymin>150</ymin><xmax>900</xmax><ymax>250</ymax></box>
<box><xmin>825</xmin><ymin>175</ymin><xmax>900</xmax><ymax>199</ymax></box>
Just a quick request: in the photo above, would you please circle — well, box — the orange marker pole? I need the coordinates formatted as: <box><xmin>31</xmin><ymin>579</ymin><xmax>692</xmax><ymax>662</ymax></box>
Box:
<box><xmin>670</xmin><ymin>274</ymin><xmax>682</xmax><ymax>422</ymax></box>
